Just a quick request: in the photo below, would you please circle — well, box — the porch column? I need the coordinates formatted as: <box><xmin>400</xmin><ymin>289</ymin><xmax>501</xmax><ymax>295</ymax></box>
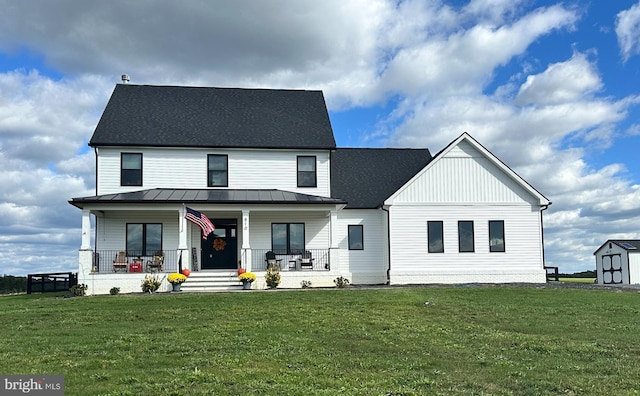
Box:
<box><xmin>178</xmin><ymin>207</ymin><xmax>189</xmax><ymax>268</ymax></box>
<box><xmin>330</xmin><ymin>209</ymin><xmax>338</xmax><ymax>249</ymax></box>
<box><xmin>81</xmin><ymin>208</ymin><xmax>92</xmax><ymax>250</ymax></box>
<box><xmin>329</xmin><ymin>209</ymin><xmax>340</xmax><ymax>273</ymax></box>
<box><xmin>242</xmin><ymin>209</ymin><xmax>251</xmax><ymax>271</ymax></box>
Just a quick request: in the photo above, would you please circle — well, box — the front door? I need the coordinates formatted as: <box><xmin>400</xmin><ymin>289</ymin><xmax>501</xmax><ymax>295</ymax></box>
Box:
<box><xmin>201</xmin><ymin>220</ymin><xmax>237</xmax><ymax>270</ymax></box>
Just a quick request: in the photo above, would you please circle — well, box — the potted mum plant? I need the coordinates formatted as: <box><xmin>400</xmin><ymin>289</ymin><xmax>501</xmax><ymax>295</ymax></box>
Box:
<box><xmin>238</xmin><ymin>271</ymin><xmax>256</xmax><ymax>290</ymax></box>
<box><xmin>167</xmin><ymin>273</ymin><xmax>187</xmax><ymax>292</ymax></box>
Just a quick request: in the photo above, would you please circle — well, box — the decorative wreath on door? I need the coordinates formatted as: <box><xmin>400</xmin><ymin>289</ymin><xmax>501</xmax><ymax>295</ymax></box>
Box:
<box><xmin>213</xmin><ymin>238</ymin><xmax>226</xmax><ymax>251</ymax></box>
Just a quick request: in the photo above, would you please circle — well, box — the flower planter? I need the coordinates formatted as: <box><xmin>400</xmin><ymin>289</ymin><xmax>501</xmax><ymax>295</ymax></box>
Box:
<box><xmin>242</xmin><ymin>281</ymin><xmax>252</xmax><ymax>290</ymax></box>
<box><xmin>171</xmin><ymin>283</ymin><xmax>182</xmax><ymax>292</ymax></box>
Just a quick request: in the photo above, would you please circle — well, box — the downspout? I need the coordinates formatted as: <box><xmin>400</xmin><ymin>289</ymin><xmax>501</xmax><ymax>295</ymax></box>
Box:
<box><xmin>381</xmin><ymin>206</ymin><xmax>391</xmax><ymax>285</ymax></box>
<box><xmin>540</xmin><ymin>203</ymin><xmax>550</xmax><ymax>268</ymax></box>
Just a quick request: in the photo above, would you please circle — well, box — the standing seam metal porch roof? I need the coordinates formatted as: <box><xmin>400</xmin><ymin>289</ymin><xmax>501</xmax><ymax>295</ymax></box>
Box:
<box><xmin>69</xmin><ymin>188</ymin><xmax>346</xmax><ymax>208</ymax></box>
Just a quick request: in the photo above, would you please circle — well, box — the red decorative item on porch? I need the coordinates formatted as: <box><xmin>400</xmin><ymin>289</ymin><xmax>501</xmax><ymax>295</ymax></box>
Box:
<box><xmin>129</xmin><ymin>262</ymin><xmax>143</xmax><ymax>272</ymax></box>
<box><xmin>181</xmin><ymin>269</ymin><xmax>191</xmax><ymax>277</ymax></box>
<box><xmin>238</xmin><ymin>268</ymin><xmax>246</xmax><ymax>275</ymax></box>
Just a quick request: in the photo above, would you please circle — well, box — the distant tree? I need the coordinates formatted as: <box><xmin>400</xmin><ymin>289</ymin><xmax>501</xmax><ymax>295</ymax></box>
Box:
<box><xmin>558</xmin><ymin>270</ymin><xmax>596</xmax><ymax>278</ymax></box>
<box><xmin>0</xmin><ymin>275</ymin><xmax>27</xmax><ymax>294</ymax></box>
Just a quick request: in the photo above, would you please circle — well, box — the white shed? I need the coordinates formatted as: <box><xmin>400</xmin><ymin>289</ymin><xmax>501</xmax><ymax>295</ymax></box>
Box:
<box><xmin>594</xmin><ymin>240</ymin><xmax>640</xmax><ymax>285</ymax></box>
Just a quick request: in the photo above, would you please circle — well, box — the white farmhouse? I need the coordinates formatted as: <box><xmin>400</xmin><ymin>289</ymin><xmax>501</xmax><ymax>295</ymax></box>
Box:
<box><xmin>70</xmin><ymin>84</ymin><xmax>551</xmax><ymax>294</ymax></box>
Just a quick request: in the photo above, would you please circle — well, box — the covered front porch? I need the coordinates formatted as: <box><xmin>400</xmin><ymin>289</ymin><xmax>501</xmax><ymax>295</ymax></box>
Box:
<box><xmin>71</xmin><ymin>189</ymin><xmax>346</xmax><ymax>294</ymax></box>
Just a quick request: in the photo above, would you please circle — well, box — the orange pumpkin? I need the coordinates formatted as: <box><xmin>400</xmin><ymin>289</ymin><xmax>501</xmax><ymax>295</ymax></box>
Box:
<box><xmin>181</xmin><ymin>269</ymin><xmax>191</xmax><ymax>277</ymax></box>
<box><xmin>238</xmin><ymin>268</ymin><xmax>246</xmax><ymax>275</ymax></box>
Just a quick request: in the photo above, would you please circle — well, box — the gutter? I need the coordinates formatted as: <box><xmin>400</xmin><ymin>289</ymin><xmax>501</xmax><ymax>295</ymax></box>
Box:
<box><xmin>381</xmin><ymin>205</ymin><xmax>391</xmax><ymax>285</ymax></box>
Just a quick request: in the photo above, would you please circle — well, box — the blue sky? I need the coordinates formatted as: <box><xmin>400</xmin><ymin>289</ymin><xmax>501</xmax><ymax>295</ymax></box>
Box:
<box><xmin>1</xmin><ymin>0</ymin><xmax>640</xmax><ymax>276</ymax></box>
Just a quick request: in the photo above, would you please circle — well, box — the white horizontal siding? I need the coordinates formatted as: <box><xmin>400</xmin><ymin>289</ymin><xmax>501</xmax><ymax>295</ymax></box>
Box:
<box><xmin>389</xmin><ymin>141</ymin><xmax>537</xmax><ymax>205</ymax></box>
<box><xmin>389</xmin><ymin>204</ymin><xmax>544</xmax><ymax>273</ymax></box>
<box><xmin>247</xmin><ymin>211</ymin><xmax>330</xmax><ymax>250</ymax></box>
<box><xmin>96</xmin><ymin>147</ymin><xmax>330</xmax><ymax>197</ymax></box>
<box><xmin>336</xmin><ymin>209</ymin><xmax>388</xmax><ymax>282</ymax></box>
<box><xmin>96</xmin><ymin>211</ymin><xmax>180</xmax><ymax>251</ymax></box>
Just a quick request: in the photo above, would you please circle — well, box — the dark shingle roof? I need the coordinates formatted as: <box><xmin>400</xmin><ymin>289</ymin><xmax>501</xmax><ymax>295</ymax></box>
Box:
<box><xmin>89</xmin><ymin>84</ymin><xmax>336</xmax><ymax>149</ymax></box>
<box><xmin>69</xmin><ymin>188</ymin><xmax>345</xmax><ymax>208</ymax></box>
<box><xmin>331</xmin><ymin>148</ymin><xmax>432</xmax><ymax>208</ymax></box>
<box><xmin>610</xmin><ymin>240</ymin><xmax>640</xmax><ymax>250</ymax></box>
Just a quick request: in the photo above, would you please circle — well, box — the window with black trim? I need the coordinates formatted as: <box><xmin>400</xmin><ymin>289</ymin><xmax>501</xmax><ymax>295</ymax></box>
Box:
<box><xmin>297</xmin><ymin>156</ymin><xmax>316</xmax><ymax>187</ymax></box>
<box><xmin>121</xmin><ymin>153</ymin><xmax>142</xmax><ymax>186</ymax></box>
<box><xmin>458</xmin><ymin>221</ymin><xmax>474</xmax><ymax>252</ymax></box>
<box><xmin>348</xmin><ymin>225</ymin><xmax>364</xmax><ymax>250</ymax></box>
<box><xmin>208</xmin><ymin>154</ymin><xmax>228</xmax><ymax>187</ymax></box>
<box><xmin>126</xmin><ymin>223</ymin><xmax>162</xmax><ymax>256</ymax></box>
<box><xmin>272</xmin><ymin>223</ymin><xmax>305</xmax><ymax>254</ymax></box>
<box><xmin>428</xmin><ymin>221</ymin><xmax>444</xmax><ymax>253</ymax></box>
<box><xmin>489</xmin><ymin>220</ymin><xmax>505</xmax><ymax>252</ymax></box>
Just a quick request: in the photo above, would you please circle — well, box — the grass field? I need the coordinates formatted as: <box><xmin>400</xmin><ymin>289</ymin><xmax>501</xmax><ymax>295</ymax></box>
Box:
<box><xmin>1</xmin><ymin>286</ymin><xmax>639</xmax><ymax>395</ymax></box>
<box><xmin>558</xmin><ymin>278</ymin><xmax>596</xmax><ymax>284</ymax></box>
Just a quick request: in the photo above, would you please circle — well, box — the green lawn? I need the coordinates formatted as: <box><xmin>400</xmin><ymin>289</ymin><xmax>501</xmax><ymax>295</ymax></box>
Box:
<box><xmin>1</xmin><ymin>286</ymin><xmax>639</xmax><ymax>395</ymax></box>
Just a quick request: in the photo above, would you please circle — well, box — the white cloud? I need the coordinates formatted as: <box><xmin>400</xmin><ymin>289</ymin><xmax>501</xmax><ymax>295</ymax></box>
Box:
<box><xmin>0</xmin><ymin>1</ymin><xmax>637</xmax><ymax>276</ymax></box>
<box><xmin>616</xmin><ymin>1</ymin><xmax>640</xmax><ymax>62</ymax></box>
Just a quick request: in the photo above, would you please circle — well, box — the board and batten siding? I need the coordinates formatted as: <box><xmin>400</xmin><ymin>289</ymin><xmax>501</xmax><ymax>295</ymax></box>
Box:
<box><xmin>96</xmin><ymin>147</ymin><xmax>330</xmax><ymax>197</ymax></box>
<box><xmin>386</xmin><ymin>139</ymin><xmax>547</xmax><ymax>284</ymax></box>
<box><xmin>629</xmin><ymin>252</ymin><xmax>640</xmax><ymax>284</ymax></box>
<box><xmin>336</xmin><ymin>209</ymin><xmax>388</xmax><ymax>284</ymax></box>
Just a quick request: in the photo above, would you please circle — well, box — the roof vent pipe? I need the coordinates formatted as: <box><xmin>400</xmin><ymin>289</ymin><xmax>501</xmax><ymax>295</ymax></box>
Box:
<box><xmin>121</xmin><ymin>74</ymin><xmax>130</xmax><ymax>84</ymax></box>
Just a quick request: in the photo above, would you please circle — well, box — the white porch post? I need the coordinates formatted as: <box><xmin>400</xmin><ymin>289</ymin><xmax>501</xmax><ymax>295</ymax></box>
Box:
<box><xmin>329</xmin><ymin>209</ymin><xmax>340</xmax><ymax>273</ymax></box>
<box><xmin>242</xmin><ymin>209</ymin><xmax>251</xmax><ymax>271</ymax></box>
<box><xmin>178</xmin><ymin>206</ymin><xmax>189</xmax><ymax>269</ymax></box>
<box><xmin>81</xmin><ymin>208</ymin><xmax>92</xmax><ymax>250</ymax></box>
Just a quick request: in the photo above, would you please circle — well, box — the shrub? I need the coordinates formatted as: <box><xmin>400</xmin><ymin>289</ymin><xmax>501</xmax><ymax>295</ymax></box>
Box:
<box><xmin>301</xmin><ymin>280</ymin><xmax>312</xmax><ymax>289</ymax></box>
<box><xmin>265</xmin><ymin>267</ymin><xmax>281</xmax><ymax>289</ymax></box>
<box><xmin>69</xmin><ymin>283</ymin><xmax>88</xmax><ymax>296</ymax></box>
<box><xmin>141</xmin><ymin>275</ymin><xmax>161</xmax><ymax>293</ymax></box>
<box><xmin>109</xmin><ymin>287</ymin><xmax>120</xmax><ymax>295</ymax></box>
<box><xmin>334</xmin><ymin>276</ymin><xmax>350</xmax><ymax>288</ymax></box>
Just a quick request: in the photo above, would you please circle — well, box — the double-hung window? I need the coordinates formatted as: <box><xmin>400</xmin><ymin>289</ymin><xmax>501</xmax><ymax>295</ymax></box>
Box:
<box><xmin>121</xmin><ymin>153</ymin><xmax>142</xmax><ymax>186</ymax></box>
<box><xmin>428</xmin><ymin>221</ymin><xmax>444</xmax><ymax>253</ymax></box>
<box><xmin>458</xmin><ymin>221</ymin><xmax>474</xmax><ymax>252</ymax></box>
<box><xmin>126</xmin><ymin>223</ymin><xmax>162</xmax><ymax>256</ymax></box>
<box><xmin>272</xmin><ymin>223</ymin><xmax>305</xmax><ymax>254</ymax></box>
<box><xmin>348</xmin><ymin>225</ymin><xmax>364</xmax><ymax>250</ymax></box>
<box><xmin>489</xmin><ymin>220</ymin><xmax>505</xmax><ymax>252</ymax></box>
<box><xmin>208</xmin><ymin>154</ymin><xmax>228</xmax><ymax>187</ymax></box>
<box><xmin>297</xmin><ymin>156</ymin><xmax>316</xmax><ymax>187</ymax></box>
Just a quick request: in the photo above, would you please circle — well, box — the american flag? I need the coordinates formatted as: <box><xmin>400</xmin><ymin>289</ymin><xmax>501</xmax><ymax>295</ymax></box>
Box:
<box><xmin>185</xmin><ymin>207</ymin><xmax>215</xmax><ymax>239</ymax></box>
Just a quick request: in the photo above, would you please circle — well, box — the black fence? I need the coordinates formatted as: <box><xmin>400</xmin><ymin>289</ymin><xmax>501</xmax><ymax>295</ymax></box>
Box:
<box><xmin>544</xmin><ymin>266</ymin><xmax>559</xmax><ymax>282</ymax></box>
<box><xmin>251</xmin><ymin>248</ymin><xmax>330</xmax><ymax>271</ymax></box>
<box><xmin>27</xmin><ymin>272</ymin><xmax>78</xmax><ymax>294</ymax></box>
<box><xmin>93</xmin><ymin>250</ymin><xmax>181</xmax><ymax>273</ymax></box>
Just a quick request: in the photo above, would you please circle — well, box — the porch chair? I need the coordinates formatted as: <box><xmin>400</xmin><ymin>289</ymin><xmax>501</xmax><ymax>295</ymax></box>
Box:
<box><xmin>146</xmin><ymin>255</ymin><xmax>164</xmax><ymax>272</ymax></box>
<box><xmin>300</xmin><ymin>250</ymin><xmax>314</xmax><ymax>269</ymax></box>
<box><xmin>112</xmin><ymin>251</ymin><xmax>128</xmax><ymax>272</ymax></box>
<box><xmin>265</xmin><ymin>251</ymin><xmax>282</xmax><ymax>270</ymax></box>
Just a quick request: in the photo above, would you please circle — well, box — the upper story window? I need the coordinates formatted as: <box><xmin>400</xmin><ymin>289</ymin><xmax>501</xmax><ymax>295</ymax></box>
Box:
<box><xmin>297</xmin><ymin>156</ymin><xmax>317</xmax><ymax>187</ymax></box>
<box><xmin>208</xmin><ymin>154</ymin><xmax>228</xmax><ymax>187</ymax></box>
<box><xmin>121</xmin><ymin>153</ymin><xmax>142</xmax><ymax>186</ymax></box>
<box><xmin>348</xmin><ymin>225</ymin><xmax>364</xmax><ymax>250</ymax></box>
<box><xmin>458</xmin><ymin>221</ymin><xmax>475</xmax><ymax>252</ymax></box>
<box><xmin>489</xmin><ymin>220</ymin><xmax>505</xmax><ymax>252</ymax></box>
<box><xmin>428</xmin><ymin>221</ymin><xmax>444</xmax><ymax>253</ymax></box>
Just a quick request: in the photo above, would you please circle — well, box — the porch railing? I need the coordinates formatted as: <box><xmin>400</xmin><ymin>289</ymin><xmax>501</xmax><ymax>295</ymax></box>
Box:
<box><xmin>92</xmin><ymin>250</ymin><xmax>180</xmax><ymax>273</ymax></box>
<box><xmin>251</xmin><ymin>248</ymin><xmax>330</xmax><ymax>272</ymax></box>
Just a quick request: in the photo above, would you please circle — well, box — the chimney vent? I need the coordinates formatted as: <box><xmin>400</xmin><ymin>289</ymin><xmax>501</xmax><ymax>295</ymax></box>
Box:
<box><xmin>121</xmin><ymin>74</ymin><xmax>130</xmax><ymax>84</ymax></box>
